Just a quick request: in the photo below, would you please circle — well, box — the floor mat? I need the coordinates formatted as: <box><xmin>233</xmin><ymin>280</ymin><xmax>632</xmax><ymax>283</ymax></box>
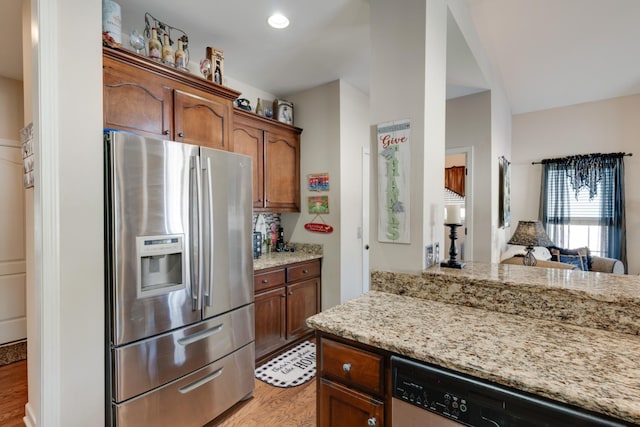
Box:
<box><xmin>255</xmin><ymin>341</ymin><xmax>316</xmax><ymax>388</ymax></box>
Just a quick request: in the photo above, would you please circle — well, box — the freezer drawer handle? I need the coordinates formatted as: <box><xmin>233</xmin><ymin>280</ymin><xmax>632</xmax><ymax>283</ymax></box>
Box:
<box><xmin>177</xmin><ymin>323</ymin><xmax>224</xmax><ymax>346</ymax></box>
<box><xmin>178</xmin><ymin>367</ymin><xmax>224</xmax><ymax>394</ymax></box>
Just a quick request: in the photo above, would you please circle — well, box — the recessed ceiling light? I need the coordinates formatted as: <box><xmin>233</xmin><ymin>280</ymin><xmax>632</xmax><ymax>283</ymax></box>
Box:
<box><xmin>268</xmin><ymin>13</ymin><xmax>290</xmax><ymax>29</ymax></box>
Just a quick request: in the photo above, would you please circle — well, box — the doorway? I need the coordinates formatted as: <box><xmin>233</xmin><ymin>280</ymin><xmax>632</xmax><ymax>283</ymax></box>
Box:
<box><xmin>445</xmin><ymin>147</ymin><xmax>472</xmax><ymax>261</ymax></box>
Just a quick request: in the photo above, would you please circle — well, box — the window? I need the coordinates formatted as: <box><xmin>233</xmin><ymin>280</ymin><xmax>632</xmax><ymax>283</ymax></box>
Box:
<box><xmin>540</xmin><ymin>153</ymin><xmax>626</xmax><ymax>267</ymax></box>
<box><xmin>544</xmin><ymin>173</ymin><xmax>608</xmax><ymax>256</ymax></box>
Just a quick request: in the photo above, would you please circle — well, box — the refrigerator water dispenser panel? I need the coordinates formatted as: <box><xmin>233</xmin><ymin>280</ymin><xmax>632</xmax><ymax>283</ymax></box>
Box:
<box><xmin>136</xmin><ymin>235</ymin><xmax>185</xmax><ymax>298</ymax></box>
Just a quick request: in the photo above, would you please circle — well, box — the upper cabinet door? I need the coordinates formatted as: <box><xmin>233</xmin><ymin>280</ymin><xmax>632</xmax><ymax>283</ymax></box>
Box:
<box><xmin>264</xmin><ymin>129</ymin><xmax>300</xmax><ymax>212</ymax></box>
<box><xmin>174</xmin><ymin>90</ymin><xmax>230</xmax><ymax>150</ymax></box>
<box><xmin>232</xmin><ymin>117</ymin><xmax>265</xmax><ymax>208</ymax></box>
<box><xmin>103</xmin><ymin>57</ymin><xmax>173</xmax><ymax>139</ymax></box>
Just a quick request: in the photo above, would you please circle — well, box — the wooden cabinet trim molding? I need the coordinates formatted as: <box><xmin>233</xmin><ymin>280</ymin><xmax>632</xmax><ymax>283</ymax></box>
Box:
<box><xmin>233</xmin><ymin>107</ymin><xmax>302</xmax><ymax>135</ymax></box>
<box><xmin>104</xmin><ymin>47</ymin><xmax>240</xmax><ymax>101</ymax></box>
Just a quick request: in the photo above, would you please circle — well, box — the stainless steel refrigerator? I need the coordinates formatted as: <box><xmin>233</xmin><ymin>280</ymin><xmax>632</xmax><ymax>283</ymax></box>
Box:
<box><xmin>104</xmin><ymin>130</ymin><xmax>255</xmax><ymax>426</ymax></box>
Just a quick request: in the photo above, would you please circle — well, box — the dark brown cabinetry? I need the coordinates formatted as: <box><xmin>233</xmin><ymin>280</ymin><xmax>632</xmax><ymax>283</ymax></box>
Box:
<box><xmin>317</xmin><ymin>334</ymin><xmax>390</xmax><ymax>427</ymax></box>
<box><xmin>233</xmin><ymin>109</ymin><xmax>301</xmax><ymax>212</ymax></box>
<box><xmin>254</xmin><ymin>259</ymin><xmax>321</xmax><ymax>364</ymax></box>
<box><xmin>103</xmin><ymin>47</ymin><xmax>237</xmax><ymax>150</ymax></box>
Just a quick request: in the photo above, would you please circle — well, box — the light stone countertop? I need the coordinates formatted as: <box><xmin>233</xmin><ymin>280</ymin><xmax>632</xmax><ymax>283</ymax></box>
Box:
<box><xmin>253</xmin><ymin>243</ymin><xmax>322</xmax><ymax>271</ymax></box>
<box><xmin>308</xmin><ymin>262</ymin><xmax>640</xmax><ymax>424</ymax></box>
<box><xmin>307</xmin><ymin>290</ymin><xmax>640</xmax><ymax>424</ymax></box>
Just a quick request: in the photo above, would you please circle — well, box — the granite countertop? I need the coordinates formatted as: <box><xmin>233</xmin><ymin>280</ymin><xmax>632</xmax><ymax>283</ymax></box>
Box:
<box><xmin>253</xmin><ymin>243</ymin><xmax>322</xmax><ymax>271</ymax></box>
<box><xmin>307</xmin><ymin>262</ymin><xmax>640</xmax><ymax>424</ymax></box>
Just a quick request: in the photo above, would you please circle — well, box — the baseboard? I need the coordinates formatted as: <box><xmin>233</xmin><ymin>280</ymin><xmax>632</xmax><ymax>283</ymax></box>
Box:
<box><xmin>24</xmin><ymin>403</ymin><xmax>36</xmax><ymax>427</ymax></box>
<box><xmin>0</xmin><ymin>340</ymin><xmax>27</xmax><ymax>366</ymax></box>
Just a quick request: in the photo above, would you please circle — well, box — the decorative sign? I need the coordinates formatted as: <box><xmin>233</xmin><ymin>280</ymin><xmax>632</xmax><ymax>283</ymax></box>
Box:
<box><xmin>304</xmin><ymin>222</ymin><xmax>334</xmax><ymax>233</ymax></box>
<box><xmin>377</xmin><ymin>119</ymin><xmax>410</xmax><ymax>243</ymax></box>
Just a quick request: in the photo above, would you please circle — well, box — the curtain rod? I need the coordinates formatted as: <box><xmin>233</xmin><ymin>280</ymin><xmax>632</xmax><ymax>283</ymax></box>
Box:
<box><xmin>531</xmin><ymin>152</ymin><xmax>632</xmax><ymax>165</ymax></box>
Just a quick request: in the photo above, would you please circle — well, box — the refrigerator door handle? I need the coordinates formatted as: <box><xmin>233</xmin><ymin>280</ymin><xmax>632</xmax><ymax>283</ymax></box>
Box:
<box><xmin>204</xmin><ymin>156</ymin><xmax>215</xmax><ymax>307</ymax></box>
<box><xmin>191</xmin><ymin>155</ymin><xmax>204</xmax><ymax>311</ymax></box>
<box><xmin>177</xmin><ymin>323</ymin><xmax>224</xmax><ymax>346</ymax></box>
<box><xmin>178</xmin><ymin>367</ymin><xmax>224</xmax><ymax>394</ymax></box>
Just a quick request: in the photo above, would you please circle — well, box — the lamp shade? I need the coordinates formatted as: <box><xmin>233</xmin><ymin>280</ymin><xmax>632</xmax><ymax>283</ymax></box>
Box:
<box><xmin>508</xmin><ymin>221</ymin><xmax>554</xmax><ymax>247</ymax></box>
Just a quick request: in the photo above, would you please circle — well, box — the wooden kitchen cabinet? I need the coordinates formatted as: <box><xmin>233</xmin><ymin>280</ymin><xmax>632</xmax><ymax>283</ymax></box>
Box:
<box><xmin>254</xmin><ymin>259</ymin><xmax>321</xmax><ymax>364</ymax></box>
<box><xmin>317</xmin><ymin>334</ymin><xmax>391</xmax><ymax>427</ymax></box>
<box><xmin>319</xmin><ymin>380</ymin><xmax>384</xmax><ymax>427</ymax></box>
<box><xmin>233</xmin><ymin>109</ymin><xmax>301</xmax><ymax>212</ymax></box>
<box><xmin>173</xmin><ymin>90</ymin><xmax>231</xmax><ymax>150</ymax></box>
<box><xmin>103</xmin><ymin>47</ymin><xmax>238</xmax><ymax>150</ymax></box>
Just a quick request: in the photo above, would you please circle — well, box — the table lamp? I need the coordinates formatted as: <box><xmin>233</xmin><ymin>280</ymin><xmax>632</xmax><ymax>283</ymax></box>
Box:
<box><xmin>507</xmin><ymin>220</ymin><xmax>554</xmax><ymax>266</ymax></box>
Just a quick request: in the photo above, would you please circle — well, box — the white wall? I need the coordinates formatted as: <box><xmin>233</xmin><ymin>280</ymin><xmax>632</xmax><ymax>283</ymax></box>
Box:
<box><xmin>511</xmin><ymin>93</ymin><xmax>640</xmax><ymax>274</ymax></box>
<box><xmin>283</xmin><ymin>81</ymin><xmax>341</xmax><ymax>309</ymax></box>
<box><xmin>25</xmin><ymin>0</ymin><xmax>104</xmax><ymax>425</ymax></box>
<box><xmin>446</xmin><ymin>91</ymin><xmax>491</xmax><ymax>261</ymax></box>
<box><xmin>447</xmin><ymin>0</ymin><xmax>513</xmax><ymax>263</ymax></box>
<box><xmin>369</xmin><ymin>0</ymin><xmax>447</xmax><ymax>274</ymax></box>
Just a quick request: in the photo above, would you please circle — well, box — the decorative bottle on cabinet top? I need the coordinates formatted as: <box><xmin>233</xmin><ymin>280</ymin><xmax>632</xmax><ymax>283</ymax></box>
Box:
<box><xmin>162</xmin><ymin>34</ymin><xmax>175</xmax><ymax>66</ymax></box>
<box><xmin>148</xmin><ymin>28</ymin><xmax>162</xmax><ymax>62</ymax></box>
<box><xmin>175</xmin><ymin>39</ymin><xmax>187</xmax><ymax>70</ymax></box>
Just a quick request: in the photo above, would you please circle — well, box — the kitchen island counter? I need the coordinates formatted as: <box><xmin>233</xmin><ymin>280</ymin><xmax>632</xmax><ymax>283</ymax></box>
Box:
<box><xmin>308</xmin><ymin>265</ymin><xmax>640</xmax><ymax>424</ymax></box>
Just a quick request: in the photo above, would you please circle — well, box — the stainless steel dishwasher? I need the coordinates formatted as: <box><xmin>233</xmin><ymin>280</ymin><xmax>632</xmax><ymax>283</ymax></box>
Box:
<box><xmin>391</xmin><ymin>356</ymin><xmax>631</xmax><ymax>427</ymax></box>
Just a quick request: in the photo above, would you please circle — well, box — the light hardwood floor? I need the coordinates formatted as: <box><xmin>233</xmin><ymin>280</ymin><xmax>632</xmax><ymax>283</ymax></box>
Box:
<box><xmin>0</xmin><ymin>360</ymin><xmax>27</xmax><ymax>427</ymax></box>
<box><xmin>0</xmin><ymin>360</ymin><xmax>315</xmax><ymax>427</ymax></box>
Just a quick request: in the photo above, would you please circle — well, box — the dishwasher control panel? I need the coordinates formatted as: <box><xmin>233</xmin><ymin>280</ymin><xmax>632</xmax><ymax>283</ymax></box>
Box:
<box><xmin>391</xmin><ymin>356</ymin><xmax>630</xmax><ymax>427</ymax></box>
<box><xmin>392</xmin><ymin>357</ymin><xmax>472</xmax><ymax>425</ymax></box>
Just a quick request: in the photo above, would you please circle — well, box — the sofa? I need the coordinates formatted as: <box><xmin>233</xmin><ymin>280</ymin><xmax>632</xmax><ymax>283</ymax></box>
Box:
<box><xmin>500</xmin><ymin>245</ymin><xmax>624</xmax><ymax>274</ymax></box>
<box><xmin>501</xmin><ymin>255</ymin><xmax>624</xmax><ymax>273</ymax></box>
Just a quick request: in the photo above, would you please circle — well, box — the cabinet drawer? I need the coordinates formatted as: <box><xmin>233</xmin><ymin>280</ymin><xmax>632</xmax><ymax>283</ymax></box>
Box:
<box><xmin>254</xmin><ymin>269</ymin><xmax>285</xmax><ymax>292</ymax></box>
<box><xmin>320</xmin><ymin>339</ymin><xmax>384</xmax><ymax>396</ymax></box>
<box><xmin>287</xmin><ymin>260</ymin><xmax>320</xmax><ymax>282</ymax></box>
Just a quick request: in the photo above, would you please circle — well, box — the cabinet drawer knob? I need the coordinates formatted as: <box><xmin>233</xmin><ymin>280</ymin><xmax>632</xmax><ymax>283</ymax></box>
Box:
<box><xmin>261</xmin><ymin>279</ymin><xmax>269</xmax><ymax>284</ymax></box>
<box><xmin>288</xmin><ymin>291</ymin><xmax>293</xmax><ymax>296</ymax></box>
<box><xmin>178</xmin><ymin>131</ymin><xmax>185</xmax><ymax>137</ymax></box>
<box><xmin>163</xmin><ymin>129</ymin><xmax>170</xmax><ymax>135</ymax></box>
<box><xmin>342</xmin><ymin>363</ymin><xmax>351</xmax><ymax>373</ymax></box>
<box><xmin>367</xmin><ymin>417</ymin><xmax>377</xmax><ymax>426</ymax></box>
<box><xmin>302</xmin><ymin>269</ymin><xmax>308</xmax><ymax>274</ymax></box>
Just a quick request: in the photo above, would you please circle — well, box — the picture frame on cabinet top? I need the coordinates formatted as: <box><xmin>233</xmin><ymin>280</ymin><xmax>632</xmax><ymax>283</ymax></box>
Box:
<box><xmin>206</xmin><ymin>46</ymin><xmax>224</xmax><ymax>85</ymax></box>
<box><xmin>274</xmin><ymin>99</ymin><xmax>294</xmax><ymax>125</ymax></box>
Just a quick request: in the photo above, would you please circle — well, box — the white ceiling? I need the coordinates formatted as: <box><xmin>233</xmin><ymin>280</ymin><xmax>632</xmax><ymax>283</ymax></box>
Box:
<box><xmin>3</xmin><ymin>0</ymin><xmax>640</xmax><ymax>114</ymax></box>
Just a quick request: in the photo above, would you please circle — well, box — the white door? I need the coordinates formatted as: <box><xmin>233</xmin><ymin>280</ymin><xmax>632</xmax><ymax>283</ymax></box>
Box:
<box><xmin>0</xmin><ymin>139</ymin><xmax>26</xmax><ymax>344</ymax></box>
<box><xmin>362</xmin><ymin>147</ymin><xmax>370</xmax><ymax>292</ymax></box>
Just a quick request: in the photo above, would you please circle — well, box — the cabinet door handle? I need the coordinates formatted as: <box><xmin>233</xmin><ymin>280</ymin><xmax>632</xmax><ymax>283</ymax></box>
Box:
<box><xmin>163</xmin><ymin>129</ymin><xmax>170</xmax><ymax>135</ymax></box>
<box><xmin>178</xmin><ymin>131</ymin><xmax>185</xmax><ymax>137</ymax></box>
<box><xmin>288</xmin><ymin>291</ymin><xmax>293</xmax><ymax>295</ymax></box>
<box><xmin>342</xmin><ymin>363</ymin><xmax>351</xmax><ymax>373</ymax></box>
<box><xmin>367</xmin><ymin>417</ymin><xmax>377</xmax><ymax>426</ymax></box>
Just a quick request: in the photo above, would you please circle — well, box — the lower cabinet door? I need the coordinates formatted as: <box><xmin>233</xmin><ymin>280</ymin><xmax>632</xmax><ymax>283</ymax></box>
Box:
<box><xmin>286</xmin><ymin>278</ymin><xmax>320</xmax><ymax>341</ymax></box>
<box><xmin>255</xmin><ymin>286</ymin><xmax>287</xmax><ymax>361</ymax></box>
<box><xmin>319</xmin><ymin>378</ymin><xmax>384</xmax><ymax>427</ymax></box>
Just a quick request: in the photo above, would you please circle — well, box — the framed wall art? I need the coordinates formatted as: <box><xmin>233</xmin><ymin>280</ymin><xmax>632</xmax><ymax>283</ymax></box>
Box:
<box><xmin>308</xmin><ymin>173</ymin><xmax>329</xmax><ymax>191</ymax></box>
<box><xmin>206</xmin><ymin>46</ymin><xmax>224</xmax><ymax>85</ymax></box>
<box><xmin>274</xmin><ymin>99</ymin><xmax>294</xmax><ymax>125</ymax></box>
<box><xmin>499</xmin><ymin>155</ymin><xmax>511</xmax><ymax>228</ymax></box>
<box><xmin>377</xmin><ymin>119</ymin><xmax>411</xmax><ymax>244</ymax></box>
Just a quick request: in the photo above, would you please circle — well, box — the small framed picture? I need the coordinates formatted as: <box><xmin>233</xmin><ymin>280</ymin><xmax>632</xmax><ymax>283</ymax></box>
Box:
<box><xmin>274</xmin><ymin>99</ymin><xmax>294</xmax><ymax>125</ymax></box>
<box><xmin>206</xmin><ymin>46</ymin><xmax>224</xmax><ymax>85</ymax></box>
